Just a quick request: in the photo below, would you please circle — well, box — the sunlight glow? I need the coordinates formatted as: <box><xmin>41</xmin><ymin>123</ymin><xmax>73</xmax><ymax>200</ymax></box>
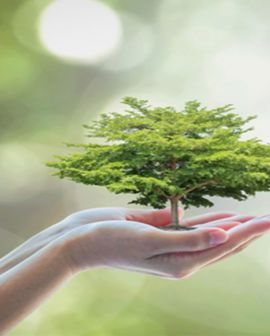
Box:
<box><xmin>38</xmin><ymin>0</ymin><xmax>122</xmax><ymax>64</ymax></box>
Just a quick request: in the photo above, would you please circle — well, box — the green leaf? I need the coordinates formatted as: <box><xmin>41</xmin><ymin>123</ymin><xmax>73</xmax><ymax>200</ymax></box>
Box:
<box><xmin>46</xmin><ymin>97</ymin><xmax>270</xmax><ymax>210</ymax></box>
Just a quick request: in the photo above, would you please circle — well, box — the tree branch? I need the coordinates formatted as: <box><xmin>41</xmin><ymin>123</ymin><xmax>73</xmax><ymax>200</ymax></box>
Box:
<box><xmin>178</xmin><ymin>180</ymin><xmax>219</xmax><ymax>199</ymax></box>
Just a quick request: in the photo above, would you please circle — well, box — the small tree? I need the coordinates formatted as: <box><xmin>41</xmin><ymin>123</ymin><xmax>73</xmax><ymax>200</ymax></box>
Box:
<box><xmin>47</xmin><ymin>97</ymin><xmax>270</xmax><ymax>230</ymax></box>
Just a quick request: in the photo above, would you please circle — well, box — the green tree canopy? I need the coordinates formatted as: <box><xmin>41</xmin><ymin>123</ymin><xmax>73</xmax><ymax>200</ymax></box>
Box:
<box><xmin>47</xmin><ymin>97</ymin><xmax>270</xmax><ymax>228</ymax></box>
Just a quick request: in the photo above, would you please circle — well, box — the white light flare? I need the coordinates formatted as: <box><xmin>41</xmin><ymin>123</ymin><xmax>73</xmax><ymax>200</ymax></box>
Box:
<box><xmin>38</xmin><ymin>0</ymin><xmax>122</xmax><ymax>64</ymax></box>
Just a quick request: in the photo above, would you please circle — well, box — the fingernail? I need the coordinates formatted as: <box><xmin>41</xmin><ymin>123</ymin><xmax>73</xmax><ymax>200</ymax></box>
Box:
<box><xmin>209</xmin><ymin>230</ymin><xmax>228</xmax><ymax>247</ymax></box>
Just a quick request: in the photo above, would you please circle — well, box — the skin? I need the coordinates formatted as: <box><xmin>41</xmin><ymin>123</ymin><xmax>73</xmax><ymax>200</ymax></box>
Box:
<box><xmin>0</xmin><ymin>207</ymin><xmax>269</xmax><ymax>334</ymax></box>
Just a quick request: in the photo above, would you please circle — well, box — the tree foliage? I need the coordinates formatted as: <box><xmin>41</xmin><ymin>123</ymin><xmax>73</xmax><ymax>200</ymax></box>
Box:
<box><xmin>47</xmin><ymin>97</ymin><xmax>270</xmax><ymax>210</ymax></box>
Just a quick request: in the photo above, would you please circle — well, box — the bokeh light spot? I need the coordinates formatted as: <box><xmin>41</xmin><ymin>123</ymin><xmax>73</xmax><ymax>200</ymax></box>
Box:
<box><xmin>38</xmin><ymin>0</ymin><xmax>122</xmax><ymax>64</ymax></box>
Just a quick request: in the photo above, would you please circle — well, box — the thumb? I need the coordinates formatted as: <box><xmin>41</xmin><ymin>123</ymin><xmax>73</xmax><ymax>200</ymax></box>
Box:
<box><xmin>126</xmin><ymin>207</ymin><xmax>184</xmax><ymax>227</ymax></box>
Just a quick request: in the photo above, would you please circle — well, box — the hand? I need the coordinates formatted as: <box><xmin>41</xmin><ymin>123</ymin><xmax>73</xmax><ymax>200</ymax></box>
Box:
<box><xmin>63</xmin><ymin>209</ymin><xmax>270</xmax><ymax>280</ymax></box>
<box><xmin>0</xmin><ymin>206</ymin><xmax>235</xmax><ymax>274</ymax></box>
<box><xmin>0</xmin><ymin>209</ymin><xmax>267</xmax><ymax>334</ymax></box>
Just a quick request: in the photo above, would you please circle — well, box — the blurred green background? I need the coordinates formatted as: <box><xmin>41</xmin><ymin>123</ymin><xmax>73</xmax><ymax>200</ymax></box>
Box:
<box><xmin>1</xmin><ymin>0</ymin><xmax>270</xmax><ymax>335</ymax></box>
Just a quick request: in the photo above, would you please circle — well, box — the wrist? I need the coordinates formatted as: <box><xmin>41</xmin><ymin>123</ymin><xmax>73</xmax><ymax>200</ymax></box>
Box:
<box><xmin>59</xmin><ymin>225</ymin><xmax>102</xmax><ymax>275</ymax></box>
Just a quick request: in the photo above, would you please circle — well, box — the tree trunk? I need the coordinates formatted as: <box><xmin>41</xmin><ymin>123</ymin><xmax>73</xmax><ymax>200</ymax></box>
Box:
<box><xmin>166</xmin><ymin>197</ymin><xmax>195</xmax><ymax>231</ymax></box>
<box><xmin>170</xmin><ymin>197</ymin><xmax>179</xmax><ymax>228</ymax></box>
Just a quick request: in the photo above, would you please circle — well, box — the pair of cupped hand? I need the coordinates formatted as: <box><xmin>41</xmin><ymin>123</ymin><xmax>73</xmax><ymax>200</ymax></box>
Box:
<box><xmin>55</xmin><ymin>207</ymin><xmax>270</xmax><ymax>280</ymax></box>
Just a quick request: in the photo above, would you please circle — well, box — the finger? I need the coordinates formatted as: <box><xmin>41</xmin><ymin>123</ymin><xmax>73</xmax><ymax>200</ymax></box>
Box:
<box><xmin>194</xmin><ymin>215</ymin><xmax>256</xmax><ymax>230</ymax></box>
<box><xmin>142</xmin><ymin>235</ymin><xmax>261</xmax><ymax>281</ymax></box>
<box><xmin>145</xmin><ymin>226</ymin><xmax>231</xmax><ymax>255</ymax></box>
<box><xmin>199</xmin><ymin>221</ymin><xmax>240</xmax><ymax>231</ymax></box>
<box><xmin>126</xmin><ymin>207</ymin><xmax>184</xmax><ymax>227</ymax></box>
<box><xmin>229</xmin><ymin>215</ymin><xmax>270</xmax><ymax>236</ymax></box>
<box><xmin>191</xmin><ymin>216</ymin><xmax>270</xmax><ymax>266</ymax></box>
<box><xmin>202</xmin><ymin>234</ymin><xmax>262</xmax><ymax>267</ymax></box>
<box><xmin>181</xmin><ymin>212</ymin><xmax>237</xmax><ymax>227</ymax></box>
<box><xmin>198</xmin><ymin>215</ymin><xmax>255</xmax><ymax>226</ymax></box>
